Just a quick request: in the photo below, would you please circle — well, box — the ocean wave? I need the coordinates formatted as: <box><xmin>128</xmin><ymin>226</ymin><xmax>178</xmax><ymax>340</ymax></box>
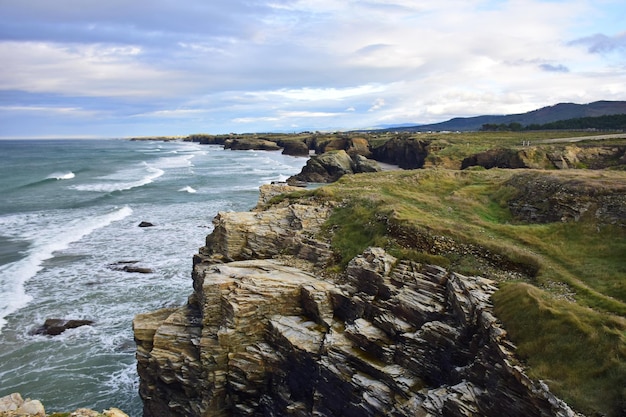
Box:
<box><xmin>0</xmin><ymin>206</ymin><xmax>133</xmax><ymax>334</ymax></box>
<box><xmin>47</xmin><ymin>171</ymin><xmax>75</xmax><ymax>180</ymax></box>
<box><xmin>71</xmin><ymin>165</ymin><xmax>164</xmax><ymax>193</ymax></box>
<box><xmin>178</xmin><ymin>186</ymin><xmax>197</xmax><ymax>193</ymax></box>
<box><xmin>153</xmin><ymin>154</ymin><xmax>195</xmax><ymax>169</ymax></box>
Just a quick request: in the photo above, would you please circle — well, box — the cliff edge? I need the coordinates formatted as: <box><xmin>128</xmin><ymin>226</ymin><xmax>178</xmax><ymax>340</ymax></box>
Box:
<box><xmin>133</xmin><ymin>183</ymin><xmax>584</xmax><ymax>417</ymax></box>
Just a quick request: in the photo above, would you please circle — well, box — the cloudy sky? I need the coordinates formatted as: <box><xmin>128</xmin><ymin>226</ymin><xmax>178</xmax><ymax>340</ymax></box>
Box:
<box><xmin>1</xmin><ymin>0</ymin><xmax>625</xmax><ymax>138</ymax></box>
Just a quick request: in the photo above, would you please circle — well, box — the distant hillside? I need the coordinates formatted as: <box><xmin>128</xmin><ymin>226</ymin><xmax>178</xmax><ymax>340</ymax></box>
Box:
<box><xmin>384</xmin><ymin>100</ymin><xmax>626</xmax><ymax>132</ymax></box>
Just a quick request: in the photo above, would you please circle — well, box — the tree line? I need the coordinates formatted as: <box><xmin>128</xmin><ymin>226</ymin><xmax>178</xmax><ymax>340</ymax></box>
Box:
<box><xmin>481</xmin><ymin>114</ymin><xmax>626</xmax><ymax>132</ymax></box>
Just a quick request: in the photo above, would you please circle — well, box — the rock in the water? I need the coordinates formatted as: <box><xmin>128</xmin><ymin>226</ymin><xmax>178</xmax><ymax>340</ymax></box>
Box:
<box><xmin>109</xmin><ymin>261</ymin><xmax>154</xmax><ymax>274</ymax></box>
<box><xmin>34</xmin><ymin>318</ymin><xmax>94</xmax><ymax>336</ymax></box>
<box><xmin>138</xmin><ymin>221</ymin><xmax>155</xmax><ymax>227</ymax></box>
<box><xmin>120</xmin><ymin>266</ymin><xmax>154</xmax><ymax>274</ymax></box>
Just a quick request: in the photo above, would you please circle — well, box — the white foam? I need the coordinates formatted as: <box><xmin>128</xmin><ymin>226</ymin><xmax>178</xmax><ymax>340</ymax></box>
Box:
<box><xmin>154</xmin><ymin>154</ymin><xmax>195</xmax><ymax>169</ymax></box>
<box><xmin>178</xmin><ymin>186</ymin><xmax>197</xmax><ymax>193</ymax></box>
<box><xmin>47</xmin><ymin>171</ymin><xmax>75</xmax><ymax>180</ymax></box>
<box><xmin>0</xmin><ymin>206</ymin><xmax>133</xmax><ymax>333</ymax></box>
<box><xmin>71</xmin><ymin>165</ymin><xmax>164</xmax><ymax>192</ymax></box>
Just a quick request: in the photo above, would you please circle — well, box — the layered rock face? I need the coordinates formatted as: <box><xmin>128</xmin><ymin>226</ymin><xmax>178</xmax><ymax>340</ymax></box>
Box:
<box><xmin>461</xmin><ymin>145</ymin><xmax>626</xmax><ymax>170</ymax></box>
<box><xmin>505</xmin><ymin>171</ymin><xmax>626</xmax><ymax>225</ymax></box>
<box><xmin>288</xmin><ymin>150</ymin><xmax>381</xmax><ymax>183</ymax></box>
<box><xmin>134</xmin><ymin>186</ymin><xmax>582</xmax><ymax>417</ymax></box>
<box><xmin>371</xmin><ymin>137</ymin><xmax>430</xmax><ymax>169</ymax></box>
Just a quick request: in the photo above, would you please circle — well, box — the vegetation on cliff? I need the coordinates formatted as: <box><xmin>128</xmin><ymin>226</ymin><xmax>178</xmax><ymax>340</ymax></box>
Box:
<box><xmin>174</xmin><ymin>129</ymin><xmax>625</xmax><ymax>415</ymax></box>
<box><xmin>270</xmin><ymin>165</ymin><xmax>626</xmax><ymax>417</ymax></box>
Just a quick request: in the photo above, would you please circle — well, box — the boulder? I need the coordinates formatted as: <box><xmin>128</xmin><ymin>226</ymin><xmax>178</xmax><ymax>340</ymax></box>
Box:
<box><xmin>109</xmin><ymin>261</ymin><xmax>154</xmax><ymax>274</ymax></box>
<box><xmin>34</xmin><ymin>318</ymin><xmax>94</xmax><ymax>336</ymax></box>
<box><xmin>0</xmin><ymin>393</ymin><xmax>129</xmax><ymax>417</ymax></box>
<box><xmin>351</xmin><ymin>154</ymin><xmax>381</xmax><ymax>173</ymax></box>
<box><xmin>288</xmin><ymin>150</ymin><xmax>381</xmax><ymax>183</ymax></box>
<box><xmin>138</xmin><ymin>221</ymin><xmax>155</xmax><ymax>227</ymax></box>
<box><xmin>279</xmin><ymin>139</ymin><xmax>310</xmax><ymax>156</ymax></box>
<box><xmin>0</xmin><ymin>393</ymin><xmax>45</xmax><ymax>417</ymax></box>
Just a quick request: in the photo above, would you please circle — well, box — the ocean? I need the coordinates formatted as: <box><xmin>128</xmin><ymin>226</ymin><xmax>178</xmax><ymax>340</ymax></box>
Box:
<box><xmin>0</xmin><ymin>139</ymin><xmax>308</xmax><ymax>416</ymax></box>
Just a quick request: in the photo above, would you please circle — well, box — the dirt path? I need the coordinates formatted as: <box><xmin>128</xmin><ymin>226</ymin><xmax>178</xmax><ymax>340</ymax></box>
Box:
<box><xmin>539</xmin><ymin>133</ymin><xmax>626</xmax><ymax>143</ymax></box>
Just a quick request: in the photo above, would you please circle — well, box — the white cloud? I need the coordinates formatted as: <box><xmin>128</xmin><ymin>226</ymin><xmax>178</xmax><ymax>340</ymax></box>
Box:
<box><xmin>0</xmin><ymin>42</ymin><xmax>181</xmax><ymax>97</ymax></box>
<box><xmin>0</xmin><ymin>0</ymin><xmax>624</xmax><ymax>136</ymax></box>
<box><xmin>0</xmin><ymin>104</ymin><xmax>102</xmax><ymax>118</ymax></box>
<box><xmin>369</xmin><ymin>98</ymin><xmax>386</xmax><ymax>112</ymax></box>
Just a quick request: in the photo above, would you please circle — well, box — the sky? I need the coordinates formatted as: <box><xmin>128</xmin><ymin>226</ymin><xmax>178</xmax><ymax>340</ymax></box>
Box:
<box><xmin>0</xmin><ymin>0</ymin><xmax>625</xmax><ymax>138</ymax></box>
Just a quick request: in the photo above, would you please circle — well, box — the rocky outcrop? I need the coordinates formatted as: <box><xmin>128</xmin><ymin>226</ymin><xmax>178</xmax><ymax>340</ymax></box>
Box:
<box><xmin>255</xmin><ymin>183</ymin><xmax>303</xmax><ymax>208</ymax></box>
<box><xmin>461</xmin><ymin>145</ymin><xmax>626</xmax><ymax>170</ymax></box>
<box><xmin>109</xmin><ymin>261</ymin><xmax>154</xmax><ymax>274</ymax></box>
<box><xmin>199</xmin><ymin>199</ymin><xmax>334</xmax><ymax>265</ymax></box>
<box><xmin>224</xmin><ymin>138</ymin><xmax>281</xmax><ymax>151</ymax></box>
<box><xmin>371</xmin><ymin>136</ymin><xmax>430</xmax><ymax>169</ymax></box>
<box><xmin>279</xmin><ymin>139</ymin><xmax>310</xmax><ymax>156</ymax></box>
<box><xmin>504</xmin><ymin>171</ymin><xmax>626</xmax><ymax>225</ymax></box>
<box><xmin>288</xmin><ymin>150</ymin><xmax>381</xmax><ymax>183</ymax></box>
<box><xmin>134</xmin><ymin>185</ymin><xmax>583</xmax><ymax>417</ymax></box>
<box><xmin>0</xmin><ymin>393</ymin><xmax>128</xmax><ymax>417</ymax></box>
<box><xmin>33</xmin><ymin>318</ymin><xmax>94</xmax><ymax>336</ymax></box>
<box><xmin>461</xmin><ymin>148</ymin><xmax>528</xmax><ymax>169</ymax></box>
<box><xmin>0</xmin><ymin>393</ymin><xmax>44</xmax><ymax>416</ymax></box>
<box><xmin>312</xmin><ymin>137</ymin><xmax>373</xmax><ymax>158</ymax></box>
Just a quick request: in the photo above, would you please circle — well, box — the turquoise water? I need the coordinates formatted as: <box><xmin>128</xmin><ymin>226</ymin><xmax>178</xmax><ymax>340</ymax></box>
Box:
<box><xmin>0</xmin><ymin>139</ymin><xmax>307</xmax><ymax>415</ymax></box>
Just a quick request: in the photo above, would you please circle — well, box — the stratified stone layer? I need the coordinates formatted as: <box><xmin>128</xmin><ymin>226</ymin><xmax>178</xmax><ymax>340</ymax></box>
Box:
<box><xmin>134</xmin><ymin>186</ymin><xmax>583</xmax><ymax>417</ymax></box>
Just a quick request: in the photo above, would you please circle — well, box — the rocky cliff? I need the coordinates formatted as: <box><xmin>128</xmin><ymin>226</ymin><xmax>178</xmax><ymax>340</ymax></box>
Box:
<box><xmin>133</xmin><ymin>184</ymin><xmax>584</xmax><ymax>417</ymax></box>
<box><xmin>461</xmin><ymin>144</ymin><xmax>626</xmax><ymax>170</ymax></box>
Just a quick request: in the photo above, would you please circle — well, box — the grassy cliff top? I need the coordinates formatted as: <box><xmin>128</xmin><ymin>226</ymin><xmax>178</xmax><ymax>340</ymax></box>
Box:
<box><xmin>272</xmin><ymin>159</ymin><xmax>626</xmax><ymax>416</ymax></box>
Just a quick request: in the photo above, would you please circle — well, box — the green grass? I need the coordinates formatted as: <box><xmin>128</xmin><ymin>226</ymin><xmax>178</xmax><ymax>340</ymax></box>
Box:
<box><xmin>260</xmin><ymin>133</ymin><xmax>626</xmax><ymax>415</ymax></box>
<box><xmin>287</xmin><ymin>166</ymin><xmax>626</xmax><ymax>416</ymax></box>
<box><xmin>322</xmin><ymin>199</ymin><xmax>389</xmax><ymax>267</ymax></box>
<box><xmin>493</xmin><ymin>283</ymin><xmax>626</xmax><ymax>417</ymax></box>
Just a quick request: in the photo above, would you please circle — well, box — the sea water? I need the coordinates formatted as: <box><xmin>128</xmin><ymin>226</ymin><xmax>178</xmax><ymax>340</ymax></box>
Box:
<box><xmin>0</xmin><ymin>139</ymin><xmax>307</xmax><ymax>416</ymax></box>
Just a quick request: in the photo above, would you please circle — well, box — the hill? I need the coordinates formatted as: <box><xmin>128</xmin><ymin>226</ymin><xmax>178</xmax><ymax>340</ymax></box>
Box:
<box><xmin>383</xmin><ymin>100</ymin><xmax>626</xmax><ymax>132</ymax></box>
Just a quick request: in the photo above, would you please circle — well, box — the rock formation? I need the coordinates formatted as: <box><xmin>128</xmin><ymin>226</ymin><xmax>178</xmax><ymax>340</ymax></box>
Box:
<box><xmin>288</xmin><ymin>150</ymin><xmax>381</xmax><ymax>183</ymax></box>
<box><xmin>133</xmin><ymin>185</ymin><xmax>583</xmax><ymax>417</ymax></box>
<box><xmin>371</xmin><ymin>136</ymin><xmax>430</xmax><ymax>169</ymax></box>
<box><xmin>504</xmin><ymin>171</ymin><xmax>626</xmax><ymax>225</ymax></box>
<box><xmin>278</xmin><ymin>139</ymin><xmax>310</xmax><ymax>157</ymax></box>
<box><xmin>0</xmin><ymin>393</ymin><xmax>127</xmax><ymax>417</ymax></box>
<box><xmin>461</xmin><ymin>145</ymin><xmax>626</xmax><ymax>170</ymax></box>
<box><xmin>33</xmin><ymin>318</ymin><xmax>94</xmax><ymax>336</ymax></box>
<box><xmin>311</xmin><ymin>136</ymin><xmax>373</xmax><ymax>158</ymax></box>
<box><xmin>224</xmin><ymin>138</ymin><xmax>281</xmax><ymax>152</ymax></box>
